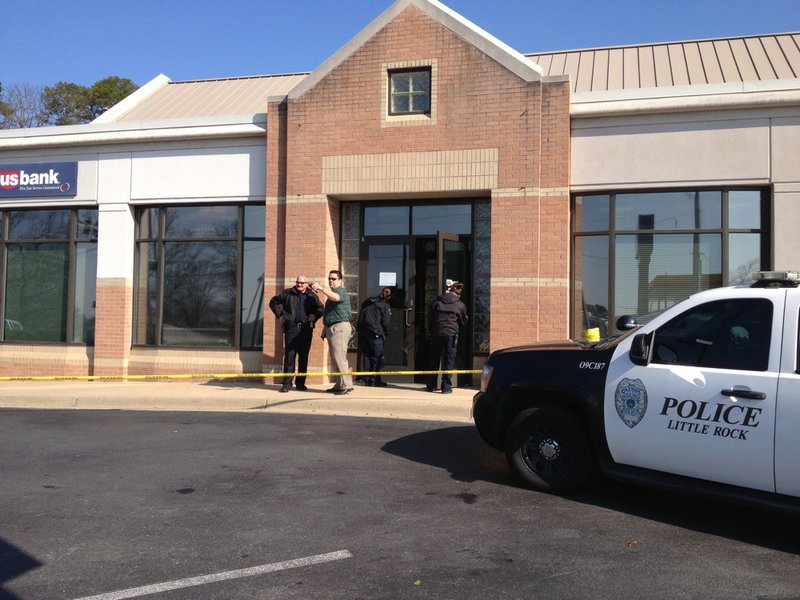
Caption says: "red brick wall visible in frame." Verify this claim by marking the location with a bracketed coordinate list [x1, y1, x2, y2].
[93, 278, 133, 376]
[265, 4, 572, 371]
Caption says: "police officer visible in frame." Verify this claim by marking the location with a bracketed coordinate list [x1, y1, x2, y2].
[269, 274, 324, 393]
[357, 287, 392, 387]
[427, 281, 468, 394]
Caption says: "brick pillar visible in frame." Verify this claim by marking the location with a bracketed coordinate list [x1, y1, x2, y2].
[93, 279, 133, 376]
[263, 97, 289, 378]
[92, 156, 136, 377]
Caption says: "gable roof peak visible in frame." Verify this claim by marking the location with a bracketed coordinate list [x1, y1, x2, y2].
[288, 0, 542, 100]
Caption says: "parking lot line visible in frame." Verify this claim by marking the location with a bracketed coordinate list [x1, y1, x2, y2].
[73, 549, 353, 600]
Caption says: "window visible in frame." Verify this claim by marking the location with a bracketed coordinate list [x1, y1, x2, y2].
[389, 69, 431, 115]
[572, 189, 768, 337]
[134, 204, 264, 348]
[1, 208, 98, 343]
[651, 299, 772, 371]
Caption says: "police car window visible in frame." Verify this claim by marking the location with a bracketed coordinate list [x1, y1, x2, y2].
[651, 299, 772, 371]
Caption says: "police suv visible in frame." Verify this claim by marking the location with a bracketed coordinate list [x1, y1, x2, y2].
[473, 271, 800, 513]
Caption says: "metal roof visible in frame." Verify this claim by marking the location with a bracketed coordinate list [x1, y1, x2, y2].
[112, 73, 308, 122]
[108, 32, 800, 124]
[527, 33, 800, 93]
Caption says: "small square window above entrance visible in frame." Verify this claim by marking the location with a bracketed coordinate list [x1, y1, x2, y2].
[389, 69, 431, 115]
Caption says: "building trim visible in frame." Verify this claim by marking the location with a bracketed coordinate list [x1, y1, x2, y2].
[288, 0, 542, 101]
[0, 115, 267, 150]
[573, 80, 800, 117]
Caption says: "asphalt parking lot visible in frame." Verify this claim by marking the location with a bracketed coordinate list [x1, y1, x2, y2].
[3, 408, 800, 599]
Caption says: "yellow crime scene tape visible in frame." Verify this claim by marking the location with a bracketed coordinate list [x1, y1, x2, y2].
[0, 369, 481, 382]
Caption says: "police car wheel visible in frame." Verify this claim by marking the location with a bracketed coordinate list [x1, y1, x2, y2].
[504, 405, 593, 494]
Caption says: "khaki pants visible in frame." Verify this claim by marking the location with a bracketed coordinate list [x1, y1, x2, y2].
[324, 321, 353, 389]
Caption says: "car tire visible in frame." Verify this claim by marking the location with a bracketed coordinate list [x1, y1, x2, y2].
[504, 405, 594, 494]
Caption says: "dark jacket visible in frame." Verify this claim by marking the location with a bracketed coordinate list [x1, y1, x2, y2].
[357, 296, 391, 338]
[269, 287, 323, 325]
[429, 292, 468, 337]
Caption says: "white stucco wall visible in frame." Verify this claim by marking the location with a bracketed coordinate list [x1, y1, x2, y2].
[0, 138, 267, 280]
[571, 106, 800, 270]
[130, 142, 266, 202]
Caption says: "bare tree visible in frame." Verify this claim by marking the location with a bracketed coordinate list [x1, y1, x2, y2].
[1, 83, 49, 129]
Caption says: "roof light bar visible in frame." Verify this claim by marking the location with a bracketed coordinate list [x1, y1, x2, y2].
[751, 271, 800, 288]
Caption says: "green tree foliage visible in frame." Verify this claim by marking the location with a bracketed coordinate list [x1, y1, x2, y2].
[86, 76, 138, 120]
[0, 76, 138, 129]
[42, 81, 91, 125]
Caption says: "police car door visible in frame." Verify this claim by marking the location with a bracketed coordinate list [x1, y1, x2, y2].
[775, 289, 800, 496]
[605, 291, 781, 492]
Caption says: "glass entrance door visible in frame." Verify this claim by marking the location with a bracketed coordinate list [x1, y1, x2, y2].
[359, 202, 475, 386]
[362, 243, 413, 376]
[414, 232, 471, 385]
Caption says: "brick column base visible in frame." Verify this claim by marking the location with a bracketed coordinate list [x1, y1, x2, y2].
[93, 278, 133, 376]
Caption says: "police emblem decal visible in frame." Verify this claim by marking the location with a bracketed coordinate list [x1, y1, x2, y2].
[614, 378, 648, 428]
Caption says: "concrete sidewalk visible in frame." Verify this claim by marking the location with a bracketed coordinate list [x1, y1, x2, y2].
[0, 379, 476, 423]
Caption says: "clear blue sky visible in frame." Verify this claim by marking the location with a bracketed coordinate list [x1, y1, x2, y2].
[1, 0, 797, 88]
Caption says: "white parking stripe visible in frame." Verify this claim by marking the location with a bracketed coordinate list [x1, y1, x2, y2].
[73, 549, 353, 600]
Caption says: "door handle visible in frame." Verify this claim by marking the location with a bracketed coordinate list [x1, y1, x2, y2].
[720, 388, 766, 401]
[403, 307, 413, 327]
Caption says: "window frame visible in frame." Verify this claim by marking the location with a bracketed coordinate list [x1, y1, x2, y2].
[133, 203, 265, 349]
[571, 187, 770, 339]
[0, 207, 98, 344]
[388, 68, 432, 116]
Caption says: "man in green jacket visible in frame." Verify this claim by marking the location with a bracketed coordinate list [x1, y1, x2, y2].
[312, 270, 353, 395]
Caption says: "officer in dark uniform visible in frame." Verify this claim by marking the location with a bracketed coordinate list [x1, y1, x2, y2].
[427, 281, 468, 394]
[269, 274, 324, 392]
[357, 287, 392, 387]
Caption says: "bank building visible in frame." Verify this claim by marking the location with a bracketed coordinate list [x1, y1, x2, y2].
[0, 0, 797, 385]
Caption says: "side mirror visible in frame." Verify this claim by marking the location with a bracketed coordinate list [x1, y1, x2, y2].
[629, 333, 650, 365]
[616, 315, 639, 331]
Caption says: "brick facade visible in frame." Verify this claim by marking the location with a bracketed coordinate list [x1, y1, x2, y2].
[93, 278, 133, 376]
[265, 4, 571, 377]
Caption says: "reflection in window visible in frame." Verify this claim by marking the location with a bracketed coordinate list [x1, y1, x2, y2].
[2, 209, 97, 343]
[5, 244, 68, 342]
[572, 189, 767, 337]
[241, 241, 265, 348]
[412, 204, 471, 235]
[616, 233, 721, 316]
[574, 195, 609, 232]
[7, 209, 71, 240]
[162, 241, 236, 345]
[74, 244, 97, 344]
[729, 190, 761, 229]
[652, 299, 771, 371]
[365, 206, 409, 236]
[134, 205, 265, 348]
[576, 236, 609, 336]
[165, 205, 237, 238]
[616, 191, 721, 230]
[364, 204, 472, 236]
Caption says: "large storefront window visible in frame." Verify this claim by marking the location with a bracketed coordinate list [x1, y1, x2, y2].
[1, 208, 98, 343]
[134, 204, 265, 348]
[572, 189, 768, 337]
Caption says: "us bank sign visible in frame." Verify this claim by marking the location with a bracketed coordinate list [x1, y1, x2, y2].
[0, 162, 78, 198]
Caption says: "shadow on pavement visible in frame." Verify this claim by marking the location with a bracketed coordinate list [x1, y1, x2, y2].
[382, 425, 516, 486]
[0, 537, 41, 600]
[384, 425, 800, 554]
